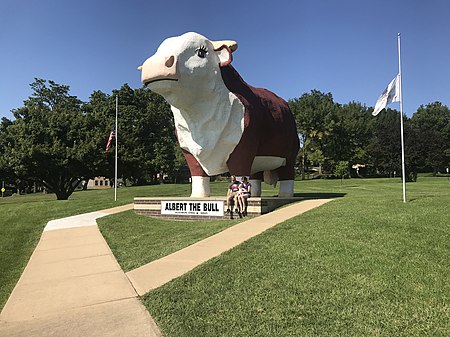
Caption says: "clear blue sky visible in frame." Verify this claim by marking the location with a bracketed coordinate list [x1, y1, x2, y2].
[1, 0, 449, 120]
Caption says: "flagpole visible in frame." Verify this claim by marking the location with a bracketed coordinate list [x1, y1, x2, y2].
[114, 95, 118, 201]
[398, 33, 406, 203]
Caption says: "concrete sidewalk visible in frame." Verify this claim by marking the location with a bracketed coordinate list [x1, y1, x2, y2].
[126, 198, 333, 295]
[0, 198, 333, 337]
[0, 204, 162, 337]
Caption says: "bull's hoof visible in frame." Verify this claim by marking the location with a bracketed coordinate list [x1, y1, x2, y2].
[278, 180, 294, 197]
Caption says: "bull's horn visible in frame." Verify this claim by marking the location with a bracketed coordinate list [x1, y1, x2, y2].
[137, 65, 143, 71]
[212, 40, 238, 52]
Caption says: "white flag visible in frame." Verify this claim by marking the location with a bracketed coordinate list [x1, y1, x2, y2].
[372, 74, 400, 116]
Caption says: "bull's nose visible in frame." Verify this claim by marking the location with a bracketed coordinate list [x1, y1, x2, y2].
[165, 55, 175, 68]
[141, 54, 178, 85]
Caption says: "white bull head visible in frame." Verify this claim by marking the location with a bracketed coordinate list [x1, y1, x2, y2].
[139, 32, 237, 108]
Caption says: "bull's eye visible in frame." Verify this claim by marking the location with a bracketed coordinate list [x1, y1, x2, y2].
[196, 46, 208, 58]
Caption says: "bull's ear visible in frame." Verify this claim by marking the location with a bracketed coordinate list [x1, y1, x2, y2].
[212, 40, 238, 52]
[214, 45, 233, 67]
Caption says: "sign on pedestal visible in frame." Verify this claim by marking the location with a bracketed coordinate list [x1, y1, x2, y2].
[161, 200, 224, 217]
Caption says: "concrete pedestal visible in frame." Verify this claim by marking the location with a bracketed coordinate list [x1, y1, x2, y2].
[134, 197, 304, 220]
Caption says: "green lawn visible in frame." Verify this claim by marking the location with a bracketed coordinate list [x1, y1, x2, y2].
[97, 211, 240, 272]
[123, 178, 447, 337]
[2, 178, 449, 336]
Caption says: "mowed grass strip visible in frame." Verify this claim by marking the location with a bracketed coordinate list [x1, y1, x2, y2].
[97, 211, 239, 272]
[135, 178, 450, 337]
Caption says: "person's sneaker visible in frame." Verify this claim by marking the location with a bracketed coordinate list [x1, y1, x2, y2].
[226, 208, 231, 214]
[234, 208, 239, 214]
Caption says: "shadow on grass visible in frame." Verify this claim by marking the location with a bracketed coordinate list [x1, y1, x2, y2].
[294, 192, 346, 199]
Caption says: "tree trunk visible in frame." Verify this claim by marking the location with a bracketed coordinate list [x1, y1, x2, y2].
[43, 176, 81, 200]
[301, 153, 306, 180]
[55, 190, 71, 200]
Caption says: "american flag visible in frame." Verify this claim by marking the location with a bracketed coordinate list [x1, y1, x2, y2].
[105, 126, 115, 152]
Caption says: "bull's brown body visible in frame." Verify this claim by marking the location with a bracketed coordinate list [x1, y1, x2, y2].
[182, 64, 299, 182]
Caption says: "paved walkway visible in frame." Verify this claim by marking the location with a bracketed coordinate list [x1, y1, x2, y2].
[127, 199, 333, 295]
[0, 198, 333, 337]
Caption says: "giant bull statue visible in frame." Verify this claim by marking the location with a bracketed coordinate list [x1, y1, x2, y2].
[139, 32, 299, 197]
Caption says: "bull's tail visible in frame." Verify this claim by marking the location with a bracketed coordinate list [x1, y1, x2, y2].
[263, 170, 279, 187]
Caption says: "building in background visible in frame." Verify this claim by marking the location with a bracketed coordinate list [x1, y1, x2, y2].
[87, 177, 112, 189]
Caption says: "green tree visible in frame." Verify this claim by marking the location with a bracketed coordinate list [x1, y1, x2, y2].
[328, 102, 372, 167]
[404, 120, 419, 181]
[86, 85, 181, 185]
[335, 160, 349, 183]
[4, 79, 101, 200]
[137, 86, 181, 183]
[81, 89, 118, 188]
[409, 102, 450, 174]
[367, 108, 404, 176]
[0, 117, 15, 184]
[289, 90, 337, 177]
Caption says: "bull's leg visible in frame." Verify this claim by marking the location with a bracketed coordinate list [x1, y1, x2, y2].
[276, 157, 296, 197]
[182, 148, 210, 197]
[249, 179, 262, 197]
[249, 171, 263, 197]
[191, 176, 210, 197]
[278, 180, 295, 197]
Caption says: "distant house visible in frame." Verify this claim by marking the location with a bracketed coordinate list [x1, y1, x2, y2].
[87, 177, 112, 189]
